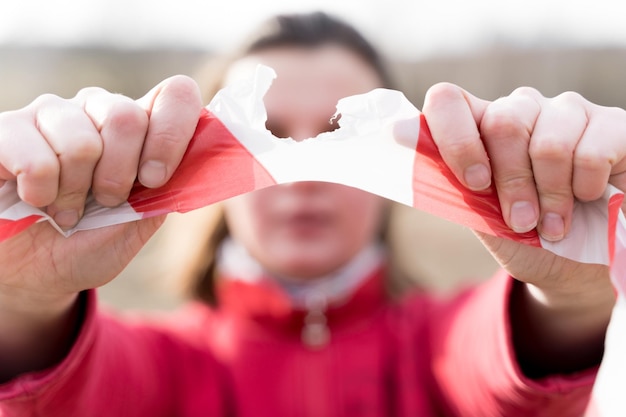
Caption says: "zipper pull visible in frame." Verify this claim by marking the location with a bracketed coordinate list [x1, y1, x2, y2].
[301, 292, 330, 348]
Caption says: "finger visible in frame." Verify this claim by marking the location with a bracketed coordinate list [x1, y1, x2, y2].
[135, 75, 202, 188]
[75, 87, 149, 207]
[574, 105, 626, 202]
[33, 95, 103, 228]
[422, 82, 491, 191]
[479, 88, 542, 234]
[530, 92, 588, 241]
[0, 105, 60, 206]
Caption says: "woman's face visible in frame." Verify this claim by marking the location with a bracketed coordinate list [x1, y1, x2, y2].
[222, 45, 386, 280]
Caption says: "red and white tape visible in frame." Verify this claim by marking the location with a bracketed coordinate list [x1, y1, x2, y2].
[0, 65, 623, 414]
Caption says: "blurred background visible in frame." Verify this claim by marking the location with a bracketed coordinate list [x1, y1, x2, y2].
[2, 0, 625, 310]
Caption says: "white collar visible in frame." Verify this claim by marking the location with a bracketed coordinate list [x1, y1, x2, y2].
[216, 237, 385, 308]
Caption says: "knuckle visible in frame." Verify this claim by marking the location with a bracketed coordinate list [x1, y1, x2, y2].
[163, 75, 202, 105]
[55, 189, 88, 206]
[529, 135, 573, 161]
[554, 90, 585, 105]
[30, 93, 65, 109]
[608, 105, 626, 118]
[16, 157, 59, 182]
[105, 99, 149, 133]
[574, 145, 614, 171]
[441, 133, 481, 160]
[74, 86, 109, 101]
[0, 109, 23, 129]
[494, 171, 534, 193]
[154, 129, 185, 150]
[481, 106, 529, 140]
[93, 176, 133, 201]
[16, 161, 60, 207]
[30, 94, 74, 122]
[425, 82, 463, 104]
[538, 191, 574, 213]
[61, 133, 103, 164]
[594, 106, 626, 130]
[511, 86, 542, 99]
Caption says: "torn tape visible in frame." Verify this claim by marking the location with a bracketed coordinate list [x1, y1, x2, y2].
[1, 65, 624, 271]
[0, 64, 625, 414]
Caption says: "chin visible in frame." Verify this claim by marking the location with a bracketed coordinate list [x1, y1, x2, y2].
[261, 240, 350, 279]
[272, 255, 344, 280]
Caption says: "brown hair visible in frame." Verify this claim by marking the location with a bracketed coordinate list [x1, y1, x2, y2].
[242, 12, 394, 89]
[177, 12, 412, 305]
[198, 12, 395, 103]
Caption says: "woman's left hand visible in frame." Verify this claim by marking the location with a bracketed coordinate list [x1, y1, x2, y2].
[422, 83, 626, 373]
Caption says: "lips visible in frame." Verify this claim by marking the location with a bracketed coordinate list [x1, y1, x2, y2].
[281, 209, 333, 237]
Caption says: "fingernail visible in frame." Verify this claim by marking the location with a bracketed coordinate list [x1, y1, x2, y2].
[139, 160, 167, 188]
[540, 212, 565, 241]
[54, 210, 79, 229]
[464, 164, 491, 190]
[510, 201, 537, 233]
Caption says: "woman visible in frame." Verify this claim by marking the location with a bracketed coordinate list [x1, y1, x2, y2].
[0, 12, 619, 417]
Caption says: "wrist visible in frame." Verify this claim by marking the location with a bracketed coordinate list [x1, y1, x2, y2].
[0, 287, 78, 353]
[524, 264, 615, 320]
[511, 277, 615, 378]
[0, 287, 80, 373]
[0, 284, 77, 322]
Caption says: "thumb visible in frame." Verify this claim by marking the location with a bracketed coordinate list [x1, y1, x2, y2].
[135, 75, 203, 188]
[422, 82, 491, 191]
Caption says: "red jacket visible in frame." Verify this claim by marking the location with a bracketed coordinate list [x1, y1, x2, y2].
[0, 268, 596, 416]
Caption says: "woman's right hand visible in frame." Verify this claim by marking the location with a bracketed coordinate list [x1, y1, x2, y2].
[0, 76, 202, 367]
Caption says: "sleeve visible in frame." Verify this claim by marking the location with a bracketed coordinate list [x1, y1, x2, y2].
[426, 269, 597, 417]
[0, 290, 232, 417]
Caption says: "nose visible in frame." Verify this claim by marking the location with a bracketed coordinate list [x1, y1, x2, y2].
[281, 181, 324, 192]
[290, 128, 320, 142]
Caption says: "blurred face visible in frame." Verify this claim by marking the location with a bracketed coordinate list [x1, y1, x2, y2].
[222, 45, 386, 280]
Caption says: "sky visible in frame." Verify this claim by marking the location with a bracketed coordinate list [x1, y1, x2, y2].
[1, 0, 625, 59]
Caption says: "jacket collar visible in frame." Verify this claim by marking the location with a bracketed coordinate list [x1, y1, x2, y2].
[215, 265, 388, 340]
